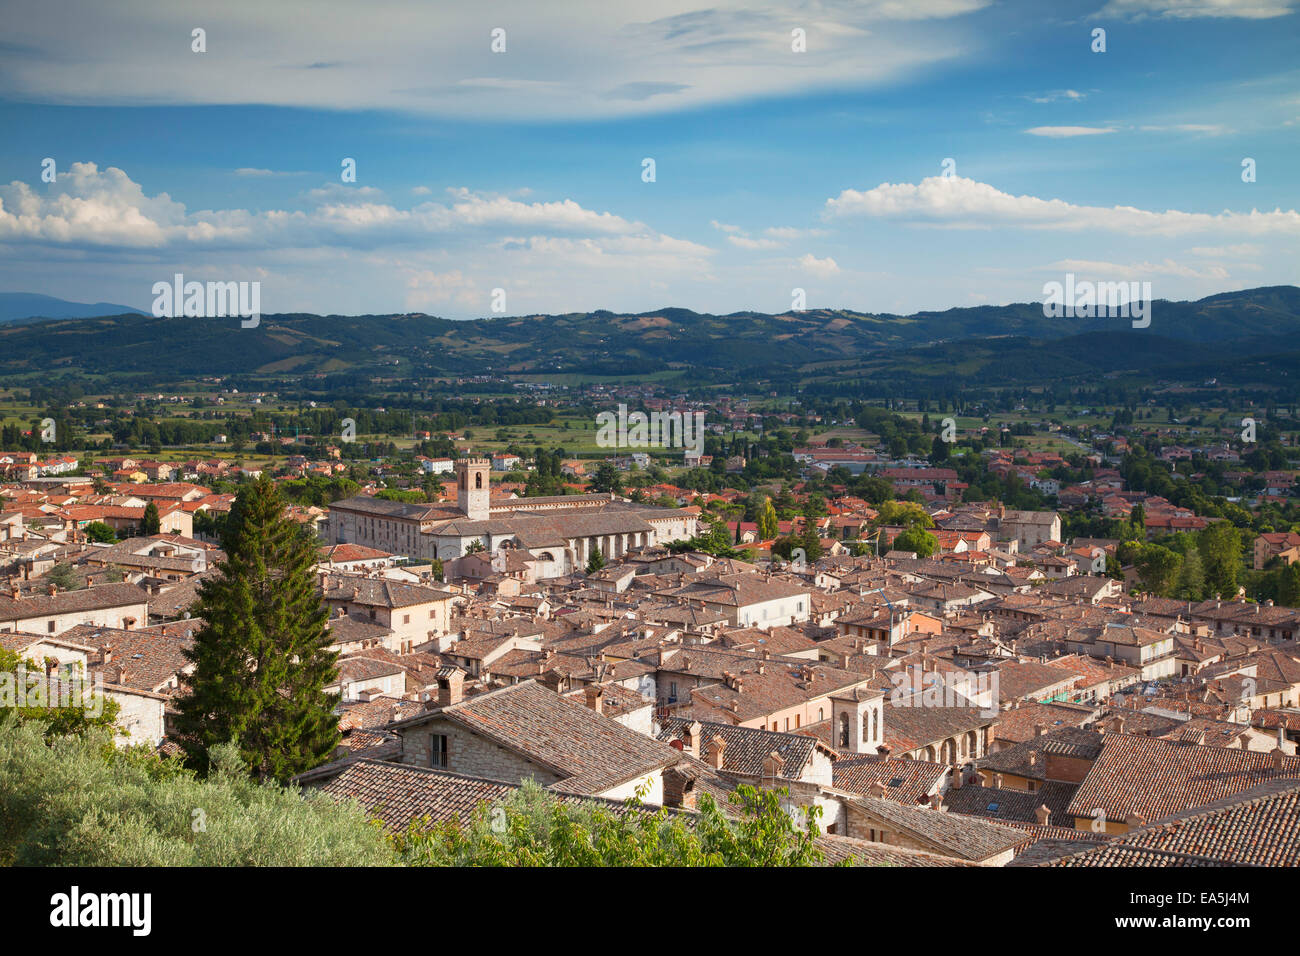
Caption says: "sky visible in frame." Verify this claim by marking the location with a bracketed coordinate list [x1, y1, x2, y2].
[0, 0, 1297, 320]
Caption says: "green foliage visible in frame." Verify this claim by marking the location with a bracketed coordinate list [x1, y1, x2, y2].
[0, 720, 392, 866]
[375, 488, 427, 503]
[874, 500, 934, 529]
[1133, 543, 1182, 597]
[141, 501, 161, 536]
[174, 475, 341, 781]
[44, 562, 81, 591]
[1197, 520, 1243, 599]
[84, 521, 117, 543]
[0, 648, 121, 738]
[1175, 546, 1206, 600]
[892, 525, 938, 558]
[394, 780, 828, 867]
[590, 462, 624, 494]
[585, 547, 606, 574]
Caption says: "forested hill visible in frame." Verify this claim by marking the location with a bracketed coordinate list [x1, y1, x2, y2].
[1, 285, 1296, 384]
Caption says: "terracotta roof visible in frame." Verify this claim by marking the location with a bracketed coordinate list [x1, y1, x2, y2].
[1067, 733, 1300, 824]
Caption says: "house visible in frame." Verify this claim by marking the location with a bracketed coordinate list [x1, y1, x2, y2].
[321, 575, 458, 654]
[0, 582, 151, 636]
[387, 677, 682, 803]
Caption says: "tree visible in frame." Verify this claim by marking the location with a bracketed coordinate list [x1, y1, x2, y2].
[799, 525, 824, 562]
[395, 780, 828, 867]
[758, 497, 779, 540]
[1134, 544, 1182, 597]
[892, 526, 938, 558]
[83, 521, 117, 544]
[140, 501, 161, 536]
[590, 462, 624, 494]
[0, 721, 390, 866]
[585, 546, 606, 574]
[1198, 521, 1242, 599]
[0, 648, 120, 740]
[875, 500, 933, 529]
[44, 562, 80, 591]
[173, 475, 341, 781]
[1278, 562, 1300, 607]
[1175, 546, 1206, 600]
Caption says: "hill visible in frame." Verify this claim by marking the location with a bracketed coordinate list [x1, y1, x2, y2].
[0, 286, 1296, 388]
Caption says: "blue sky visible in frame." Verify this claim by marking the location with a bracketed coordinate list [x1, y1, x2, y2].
[0, 0, 1297, 319]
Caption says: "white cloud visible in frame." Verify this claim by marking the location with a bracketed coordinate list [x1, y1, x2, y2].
[0, 0, 992, 120]
[1188, 243, 1261, 257]
[1025, 126, 1117, 137]
[1096, 0, 1298, 19]
[728, 235, 783, 250]
[1046, 257, 1230, 280]
[823, 175, 1300, 236]
[0, 162, 711, 265]
[799, 253, 840, 276]
[1139, 124, 1229, 134]
[1027, 89, 1086, 103]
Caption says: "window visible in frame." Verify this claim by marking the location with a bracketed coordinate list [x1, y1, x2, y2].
[429, 734, 449, 769]
[403, 614, 410, 624]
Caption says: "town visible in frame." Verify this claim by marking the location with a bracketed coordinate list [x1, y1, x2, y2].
[4, 382, 1299, 868]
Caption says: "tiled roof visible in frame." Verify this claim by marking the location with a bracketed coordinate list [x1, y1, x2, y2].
[390, 680, 680, 793]
[317, 759, 674, 832]
[1067, 733, 1300, 823]
[832, 754, 947, 804]
[658, 716, 822, 780]
[943, 781, 1079, 827]
[0, 581, 149, 623]
[1095, 778, 1300, 866]
[976, 727, 1104, 780]
[847, 795, 1030, 861]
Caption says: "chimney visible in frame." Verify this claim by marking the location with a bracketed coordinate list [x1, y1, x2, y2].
[1035, 804, 1051, 826]
[705, 735, 727, 770]
[436, 667, 465, 707]
[1034, 724, 1046, 738]
[992, 772, 1004, 788]
[684, 720, 702, 756]
[761, 751, 785, 785]
[663, 766, 697, 811]
[928, 792, 943, 810]
[871, 781, 887, 798]
[583, 684, 605, 715]
[951, 765, 964, 789]
[1273, 747, 1285, 772]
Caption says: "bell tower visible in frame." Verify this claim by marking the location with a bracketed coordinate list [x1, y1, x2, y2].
[456, 458, 491, 521]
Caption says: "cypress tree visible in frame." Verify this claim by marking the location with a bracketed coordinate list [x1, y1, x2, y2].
[141, 501, 161, 536]
[175, 475, 340, 780]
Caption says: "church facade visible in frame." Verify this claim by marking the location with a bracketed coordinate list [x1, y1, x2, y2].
[326, 458, 698, 576]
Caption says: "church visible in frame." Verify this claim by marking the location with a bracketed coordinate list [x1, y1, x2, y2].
[326, 458, 698, 577]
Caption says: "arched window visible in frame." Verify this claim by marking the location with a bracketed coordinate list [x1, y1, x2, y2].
[871, 708, 878, 742]
[475, 473, 483, 489]
[838, 713, 850, 748]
